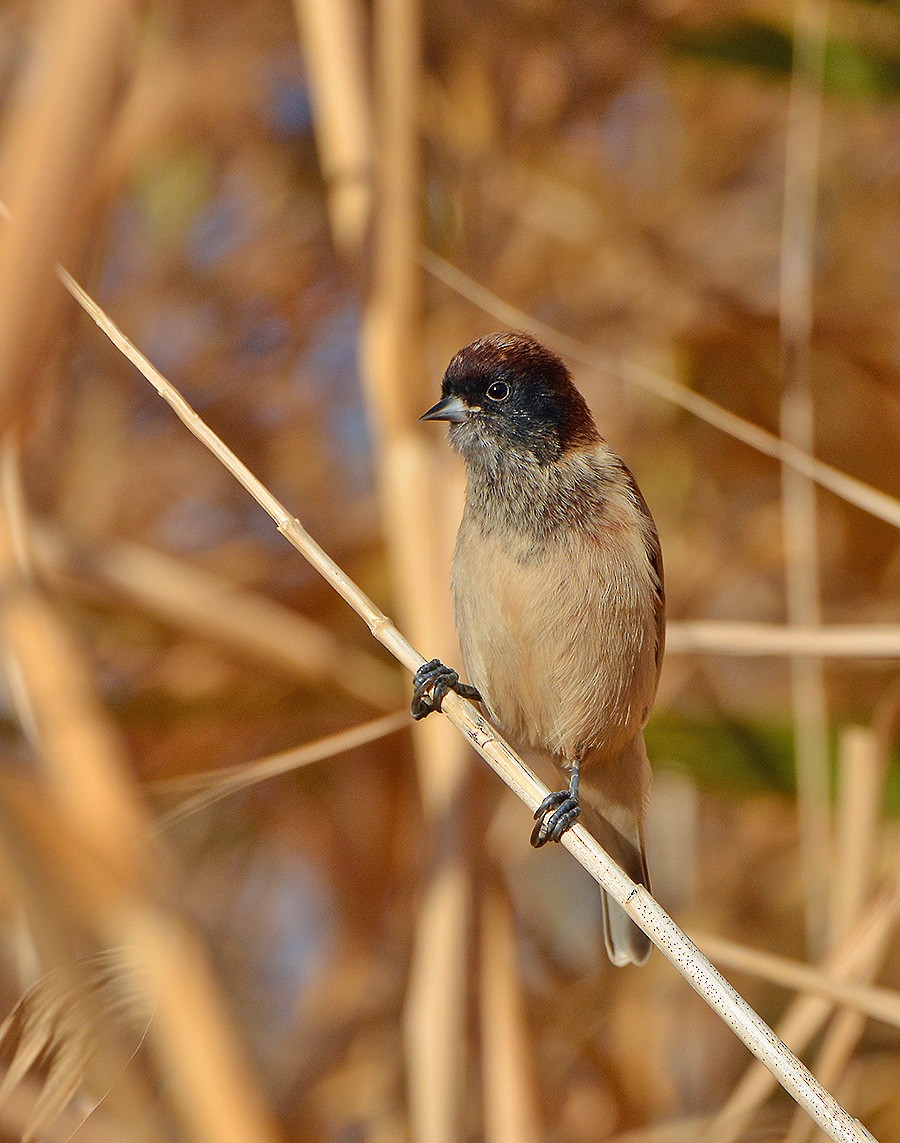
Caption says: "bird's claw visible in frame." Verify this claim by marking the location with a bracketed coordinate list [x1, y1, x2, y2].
[531, 788, 581, 847]
[411, 659, 481, 720]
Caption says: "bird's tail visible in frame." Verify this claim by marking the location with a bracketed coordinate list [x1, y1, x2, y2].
[595, 813, 652, 967]
[580, 738, 653, 967]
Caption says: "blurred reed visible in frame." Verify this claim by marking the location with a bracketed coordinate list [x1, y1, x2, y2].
[777, 0, 831, 958]
[0, 0, 132, 432]
[0, 460, 282, 1142]
[357, 0, 476, 1138]
[55, 220, 874, 1143]
[479, 886, 542, 1143]
[33, 521, 400, 710]
[0, 2, 895, 1139]
[293, 0, 372, 254]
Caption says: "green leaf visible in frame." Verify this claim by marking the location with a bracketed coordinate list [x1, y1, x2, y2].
[669, 19, 900, 100]
[648, 710, 900, 816]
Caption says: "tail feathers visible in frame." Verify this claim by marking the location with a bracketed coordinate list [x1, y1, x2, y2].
[586, 806, 652, 967]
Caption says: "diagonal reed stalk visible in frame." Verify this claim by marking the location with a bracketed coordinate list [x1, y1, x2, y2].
[55, 251, 878, 1143]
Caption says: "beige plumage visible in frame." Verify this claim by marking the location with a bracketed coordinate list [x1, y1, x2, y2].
[415, 331, 665, 966]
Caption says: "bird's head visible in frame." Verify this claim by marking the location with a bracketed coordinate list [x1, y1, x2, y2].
[420, 332, 599, 467]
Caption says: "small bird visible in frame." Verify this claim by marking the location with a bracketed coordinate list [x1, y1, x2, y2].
[411, 331, 664, 966]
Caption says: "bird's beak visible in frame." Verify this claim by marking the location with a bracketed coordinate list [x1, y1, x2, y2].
[419, 394, 469, 423]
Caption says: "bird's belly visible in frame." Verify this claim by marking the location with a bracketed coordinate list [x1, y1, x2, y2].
[453, 529, 657, 761]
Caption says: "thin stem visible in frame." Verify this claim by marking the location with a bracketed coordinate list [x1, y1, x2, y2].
[151, 712, 408, 830]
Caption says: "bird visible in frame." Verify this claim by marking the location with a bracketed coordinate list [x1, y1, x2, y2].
[411, 330, 665, 967]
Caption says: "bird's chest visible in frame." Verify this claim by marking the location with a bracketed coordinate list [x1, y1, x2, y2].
[452, 519, 656, 760]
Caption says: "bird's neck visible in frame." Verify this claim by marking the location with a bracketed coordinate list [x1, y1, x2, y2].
[463, 445, 615, 547]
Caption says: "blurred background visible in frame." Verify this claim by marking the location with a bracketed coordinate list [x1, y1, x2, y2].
[0, 0, 896, 1140]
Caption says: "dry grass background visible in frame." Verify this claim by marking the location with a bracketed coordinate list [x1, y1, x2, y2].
[0, 0, 895, 1140]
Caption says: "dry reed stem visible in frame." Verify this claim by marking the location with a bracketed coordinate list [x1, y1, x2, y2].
[0, 6, 282, 1112]
[379, 454, 470, 1143]
[800, 1013, 875, 1143]
[0, 0, 134, 432]
[783, 724, 890, 1143]
[62, 264, 423, 666]
[152, 710, 408, 829]
[404, 858, 470, 1143]
[363, 0, 425, 433]
[706, 879, 899, 1143]
[693, 932, 900, 1030]
[62, 257, 877, 1143]
[784, 1009, 873, 1143]
[361, 1, 473, 1139]
[665, 622, 900, 658]
[33, 522, 399, 710]
[292, 0, 372, 254]
[117, 918, 280, 1143]
[718, 717, 891, 1140]
[830, 728, 885, 946]
[0, 948, 159, 1141]
[479, 888, 541, 1143]
[0, 776, 171, 1142]
[0, 1068, 125, 1143]
[778, 0, 831, 956]
[421, 253, 900, 531]
[788, 1012, 867, 1143]
[0, 767, 282, 1143]
[0, 448, 279, 1139]
[0, 447, 146, 878]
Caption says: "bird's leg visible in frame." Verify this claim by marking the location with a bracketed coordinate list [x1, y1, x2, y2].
[531, 752, 582, 847]
[410, 658, 482, 720]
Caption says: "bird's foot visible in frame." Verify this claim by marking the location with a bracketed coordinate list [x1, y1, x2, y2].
[531, 787, 581, 847]
[411, 659, 482, 720]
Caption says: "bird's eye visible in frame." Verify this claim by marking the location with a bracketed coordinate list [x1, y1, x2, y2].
[486, 380, 510, 402]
